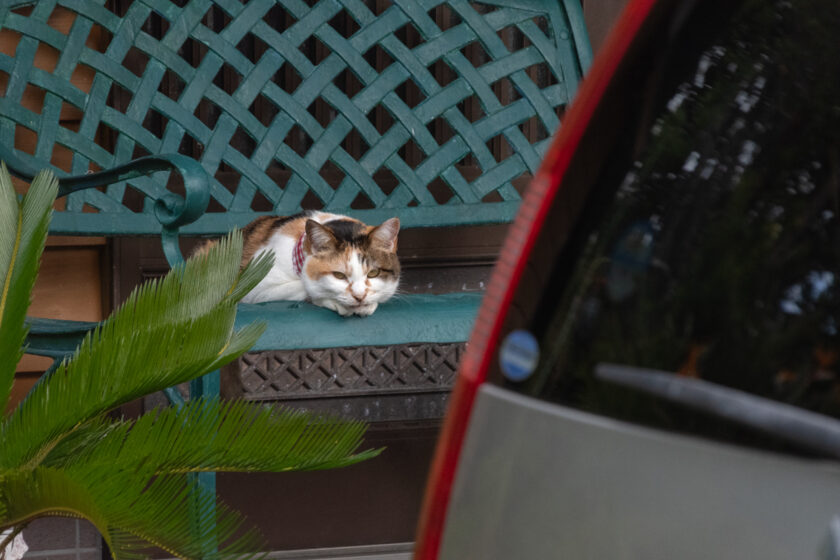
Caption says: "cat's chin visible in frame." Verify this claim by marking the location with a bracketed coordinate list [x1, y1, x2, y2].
[335, 300, 380, 317]
[351, 302, 378, 316]
[312, 297, 380, 317]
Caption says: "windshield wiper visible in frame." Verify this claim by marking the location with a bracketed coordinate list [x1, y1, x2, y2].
[596, 363, 840, 459]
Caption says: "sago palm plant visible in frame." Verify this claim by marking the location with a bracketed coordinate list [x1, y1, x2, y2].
[0, 165, 381, 559]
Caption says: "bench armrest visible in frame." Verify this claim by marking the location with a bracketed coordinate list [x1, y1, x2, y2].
[58, 155, 210, 231]
[2, 150, 211, 264]
[2, 151, 211, 232]
[24, 317, 100, 360]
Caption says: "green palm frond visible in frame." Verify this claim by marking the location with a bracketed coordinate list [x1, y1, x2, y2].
[35, 417, 121, 470]
[41, 399, 381, 474]
[97, 475, 262, 560]
[1, 468, 109, 539]
[0, 167, 58, 412]
[20, 400, 381, 558]
[0, 233, 271, 469]
[0, 166, 383, 559]
[225, 252, 274, 303]
[0, 467, 262, 560]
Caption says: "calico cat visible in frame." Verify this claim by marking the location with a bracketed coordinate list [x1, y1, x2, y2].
[224, 211, 400, 316]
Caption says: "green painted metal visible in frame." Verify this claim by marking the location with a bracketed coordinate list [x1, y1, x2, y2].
[0, 0, 588, 237]
[47, 202, 523, 236]
[24, 317, 99, 359]
[26, 292, 484, 358]
[238, 292, 484, 351]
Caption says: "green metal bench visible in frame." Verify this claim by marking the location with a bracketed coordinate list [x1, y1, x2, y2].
[2, 0, 590, 387]
[2, 0, 590, 553]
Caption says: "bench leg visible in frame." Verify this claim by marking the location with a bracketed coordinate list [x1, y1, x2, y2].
[188, 370, 220, 558]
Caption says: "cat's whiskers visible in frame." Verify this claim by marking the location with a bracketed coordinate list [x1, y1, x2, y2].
[387, 289, 411, 302]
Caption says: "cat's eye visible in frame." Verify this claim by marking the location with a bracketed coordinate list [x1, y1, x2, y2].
[367, 269, 380, 278]
[332, 271, 347, 280]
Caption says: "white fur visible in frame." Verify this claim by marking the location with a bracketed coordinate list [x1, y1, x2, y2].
[302, 249, 398, 316]
[241, 212, 399, 316]
[239, 212, 340, 304]
[240, 238, 306, 303]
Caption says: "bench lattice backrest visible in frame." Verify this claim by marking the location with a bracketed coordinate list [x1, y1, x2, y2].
[0, 0, 590, 235]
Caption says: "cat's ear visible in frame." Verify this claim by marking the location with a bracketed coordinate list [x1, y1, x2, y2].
[306, 219, 337, 253]
[369, 217, 400, 252]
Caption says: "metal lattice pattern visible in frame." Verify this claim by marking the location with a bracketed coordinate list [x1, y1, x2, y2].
[0, 0, 588, 233]
[237, 343, 463, 400]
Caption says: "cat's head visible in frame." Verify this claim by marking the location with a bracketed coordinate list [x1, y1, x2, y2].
[301, 217, 400, 311]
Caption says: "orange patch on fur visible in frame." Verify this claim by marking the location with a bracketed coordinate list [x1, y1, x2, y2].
[240, 216, 283, 266]
[281, 218, 307, 245]
[305, 246, 354, 278]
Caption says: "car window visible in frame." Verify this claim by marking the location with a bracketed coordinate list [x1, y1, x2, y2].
[503, 0, 840, 451]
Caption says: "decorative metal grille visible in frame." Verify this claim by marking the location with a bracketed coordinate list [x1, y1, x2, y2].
[0, 0, 589, 233]
[236, 342, 463, 400]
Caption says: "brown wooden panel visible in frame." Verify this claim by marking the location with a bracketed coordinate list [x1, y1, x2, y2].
[13, 126, 78, 175]
[0, 27, 20, 58]
[7, 373, 40, 414]
[16, 245, 107, 374]
[16, 355, 53, 374]
[45, 6, 77, 34]
[46, 236, 106, 247]
[30, 247, 104, 321]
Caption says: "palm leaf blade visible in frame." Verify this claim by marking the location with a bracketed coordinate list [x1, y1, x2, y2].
[1, 305, 238, 468]
[0, 168, 58, 412]
[0, 467, 264, 560]
[93, 474, 264, 560]
[46, 399, 381, 475]
[0, 468, 112, 544]
[0, 233, 262, 468]
[0, 194, 384, 558]
[225, 251, 274, 303]
[0, 164, 20, 296]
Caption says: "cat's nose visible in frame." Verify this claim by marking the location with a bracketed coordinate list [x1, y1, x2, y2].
[350, 283, 366, 302]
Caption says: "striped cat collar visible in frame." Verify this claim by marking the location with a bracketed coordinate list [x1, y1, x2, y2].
[292, 232, 306, 276]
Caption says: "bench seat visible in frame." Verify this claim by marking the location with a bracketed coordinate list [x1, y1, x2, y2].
[238, 292, 483, 351]
[26, 292, 484, 357]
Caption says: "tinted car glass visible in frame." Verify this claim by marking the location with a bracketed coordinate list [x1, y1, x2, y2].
[496, 0, 840, 450]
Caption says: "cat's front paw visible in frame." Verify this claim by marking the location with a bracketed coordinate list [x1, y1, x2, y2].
[353, 302, 378, 316]
[314, 299, 354, 316]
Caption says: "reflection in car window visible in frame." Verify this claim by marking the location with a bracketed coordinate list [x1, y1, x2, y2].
[525, 0, 840, 440]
